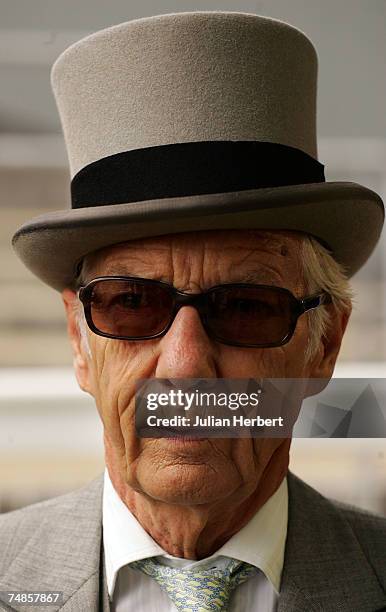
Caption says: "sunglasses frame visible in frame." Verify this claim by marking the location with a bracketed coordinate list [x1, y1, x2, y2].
[78, 275, 333, 348]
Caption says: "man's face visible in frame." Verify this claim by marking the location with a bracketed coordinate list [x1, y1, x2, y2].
[63, 229, 342, 509]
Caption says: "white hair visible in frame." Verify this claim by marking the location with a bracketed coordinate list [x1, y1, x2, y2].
[77, 308, 92, 358]
[74, 233, 354, 363]
[300, 235, 354, 363]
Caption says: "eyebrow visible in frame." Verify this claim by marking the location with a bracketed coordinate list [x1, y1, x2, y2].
[95, 266, 281, 286]
[96, 266, 170, 282]
[91, 266, 282, 285]
[235, 268, 283, 284]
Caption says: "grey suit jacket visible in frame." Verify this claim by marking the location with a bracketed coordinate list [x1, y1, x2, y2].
[0, 472, 385, 612]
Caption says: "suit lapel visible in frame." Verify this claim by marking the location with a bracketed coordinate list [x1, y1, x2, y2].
[278, 472, 386, 612]
[98, 542, 111, 612]
[0, 474, 106, 612]
[60, 532, 111, 612]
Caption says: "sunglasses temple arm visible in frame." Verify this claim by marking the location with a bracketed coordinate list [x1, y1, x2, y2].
[300, 292, 332, 313]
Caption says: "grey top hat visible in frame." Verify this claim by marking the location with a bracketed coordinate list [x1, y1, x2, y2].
[12, 11, 384, 290]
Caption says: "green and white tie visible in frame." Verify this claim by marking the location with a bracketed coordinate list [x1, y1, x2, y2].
[130, 556, 257, 611]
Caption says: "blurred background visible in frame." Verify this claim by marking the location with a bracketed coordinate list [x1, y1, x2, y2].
[0, 0, 385, 514]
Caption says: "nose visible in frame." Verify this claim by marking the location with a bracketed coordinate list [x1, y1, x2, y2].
[155, 305, 218, 379]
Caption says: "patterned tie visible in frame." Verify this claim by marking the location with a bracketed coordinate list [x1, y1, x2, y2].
[130, 556, 257, 611]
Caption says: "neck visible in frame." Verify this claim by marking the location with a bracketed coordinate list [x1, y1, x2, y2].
[107, 457, 288, 559]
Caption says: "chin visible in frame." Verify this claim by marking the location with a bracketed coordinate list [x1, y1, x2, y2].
[137, 463, 238, 505]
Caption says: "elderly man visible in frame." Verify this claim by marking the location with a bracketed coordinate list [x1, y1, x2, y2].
[1, 10, 386, 612]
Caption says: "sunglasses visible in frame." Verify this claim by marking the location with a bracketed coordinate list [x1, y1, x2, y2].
[78, 276, 332, 348]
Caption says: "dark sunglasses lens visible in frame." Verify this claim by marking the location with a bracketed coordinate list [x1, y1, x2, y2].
[206, 286, 295, 346]
[89, 280, 173, 338]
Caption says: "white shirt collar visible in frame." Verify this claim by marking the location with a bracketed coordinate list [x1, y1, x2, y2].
[102, 467, 288, 599]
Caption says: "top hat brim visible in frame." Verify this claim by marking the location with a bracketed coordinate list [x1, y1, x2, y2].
[12, 181, 384, 291]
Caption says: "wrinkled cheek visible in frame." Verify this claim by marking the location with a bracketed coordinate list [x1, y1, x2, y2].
[93, 380, 141, 484]
[89, 342, 153, 469]
[230, 438, 260, 482]
[119, 403, 141, 459]
[95, 376, 136, 454]
[287, 317, 310, 371]
[254, 346, 287, 377]
[259, 319, 310, 379]
[251, 437, 285, 464]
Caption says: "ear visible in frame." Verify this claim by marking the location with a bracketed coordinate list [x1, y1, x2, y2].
[62, 288, 92, 394]
[307, 302, 352, 380]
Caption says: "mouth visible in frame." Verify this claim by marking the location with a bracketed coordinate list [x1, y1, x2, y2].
[139, 426, 226, 438]
[137, 419, 270, 438]
[163, 436, 209, 445]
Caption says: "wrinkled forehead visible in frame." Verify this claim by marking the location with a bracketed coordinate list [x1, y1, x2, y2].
[81, 229, 305, 285]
